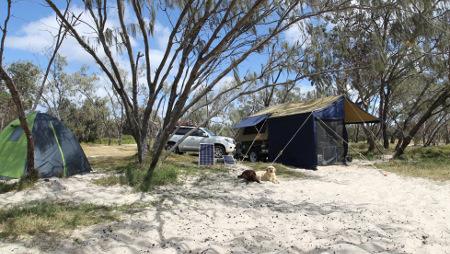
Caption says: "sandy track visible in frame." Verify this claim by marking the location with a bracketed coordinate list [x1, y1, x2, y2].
[1, 164, 449, 254]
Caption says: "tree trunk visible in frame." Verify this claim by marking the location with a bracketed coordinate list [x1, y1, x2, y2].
[395, 134, 403, 151]
[390, 131, 396, 144]
[136, 135, 148, 164]
[424, 117, 447, 147]
[117, 131, 122, 146]
[353, 125, 359, 143]
[362, 125, 375, 153]
[382, 121, 389, 149]
[367, 136, 375, 153]
[394, 89, 449, 158]
[445, 123, 450, 144]
[142, 128, 172, 190]
[378, 82, 390, 149]
[0, 68, 36, 176]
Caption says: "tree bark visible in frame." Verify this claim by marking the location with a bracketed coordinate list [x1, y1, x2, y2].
[0, 0, 35, 176]
[0, 68, 36, 175]
[361, 125, 375, 153]
[394, 89, 449, 158]
[445, 123, 450, 144]
[379, 80, 390, 149]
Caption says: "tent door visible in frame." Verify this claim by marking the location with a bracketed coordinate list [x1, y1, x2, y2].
[315, 119, 345, 165]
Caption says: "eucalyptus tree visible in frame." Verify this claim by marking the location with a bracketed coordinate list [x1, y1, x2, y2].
[45, 0, 366, 188]
[302, 0, 449, 155]
[391, 0, 450, 157]
[42, 55, 98, 120]
[1, 0, 71, 176]
[0, 0, 36, 174]
[0, 61, 41, 129]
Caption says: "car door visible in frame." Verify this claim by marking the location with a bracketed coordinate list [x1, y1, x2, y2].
[184, 129, 208, 151]
[174, 127, 191, 151]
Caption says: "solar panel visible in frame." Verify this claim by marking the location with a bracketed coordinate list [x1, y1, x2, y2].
[199, 143, 215, 166]
[223, 155, 236, 165]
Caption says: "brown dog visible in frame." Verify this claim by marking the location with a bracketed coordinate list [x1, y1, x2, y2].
[238, 169, 261, 184]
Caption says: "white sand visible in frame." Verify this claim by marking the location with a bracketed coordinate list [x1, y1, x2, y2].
[1, 163, 449, 254]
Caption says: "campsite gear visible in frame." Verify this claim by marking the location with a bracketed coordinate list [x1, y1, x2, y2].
[199, 143, 215, 166]
[234, 95, 379, 169]
[223, 155, 236, 167]
[0, 112, 91, 178]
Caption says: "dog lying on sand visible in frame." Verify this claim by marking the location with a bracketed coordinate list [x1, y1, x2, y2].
[256, 165, 279, 184]
[238, 169, 261, 184]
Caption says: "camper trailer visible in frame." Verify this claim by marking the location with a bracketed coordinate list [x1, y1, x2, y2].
[234, 95, 379, 169]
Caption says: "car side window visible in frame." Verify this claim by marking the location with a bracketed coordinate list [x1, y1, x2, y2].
[192, 129, 205, 137]
[175, 127, 191, 135]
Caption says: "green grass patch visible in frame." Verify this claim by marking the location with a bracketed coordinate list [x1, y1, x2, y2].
[89, 135, 136, 145]
[91, 153, 227, 191]
[0, 201, 120, 239]
[89, 155, 136, 172]
[347, 141, 393, 160]
[0, 177, 36, 194]
[91, 175, 122, 187]
[376, 145, 450, 181]
[243, 161, 307, 179]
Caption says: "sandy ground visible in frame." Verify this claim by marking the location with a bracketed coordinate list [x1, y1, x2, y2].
[1, 163, 450, 254]
[81, 144, 137, 158]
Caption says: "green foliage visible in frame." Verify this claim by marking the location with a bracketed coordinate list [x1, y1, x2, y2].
[68, 97, 110, 142]
[406, 145, 450, 159]
[43, 55, 113, 143]
[377, 145, 450, 181]
[6, 61, 40, 109]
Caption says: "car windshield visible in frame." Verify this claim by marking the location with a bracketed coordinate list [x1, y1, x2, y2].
[203, 129, 216, 136]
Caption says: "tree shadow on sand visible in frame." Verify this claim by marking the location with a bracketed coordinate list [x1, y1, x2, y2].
[2, 174, 436, 254]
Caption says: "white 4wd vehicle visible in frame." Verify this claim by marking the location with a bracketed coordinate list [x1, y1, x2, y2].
[166, 126, 236, 157]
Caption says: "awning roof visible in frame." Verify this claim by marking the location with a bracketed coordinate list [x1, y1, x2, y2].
[234, 95, 379, 128]
[343, 99, 379, 124]
[251, 95, 342, 118]
[233, 114, 268, 129]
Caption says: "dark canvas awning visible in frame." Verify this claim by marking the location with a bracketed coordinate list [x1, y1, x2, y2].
[248, 95, 379, 124]
[233, 114, 268, 129]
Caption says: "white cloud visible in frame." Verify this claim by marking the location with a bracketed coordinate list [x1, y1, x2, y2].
[154, 22, 170, 49]
[284, 20, 310, 47]
[6, 8, 97, 64]
[6, 3, 177, 82]
[5, 5, 140, 68]
[215, 76, 235, 92]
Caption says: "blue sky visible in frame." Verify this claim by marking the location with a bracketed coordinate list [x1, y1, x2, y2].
[1, 0, 315, 101]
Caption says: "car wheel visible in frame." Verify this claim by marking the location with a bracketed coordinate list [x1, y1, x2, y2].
[165, 142, 175, 150]
[249, 150, 258, 163]
[214, 145, 225, 158]
[166, 142, 182, 154]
